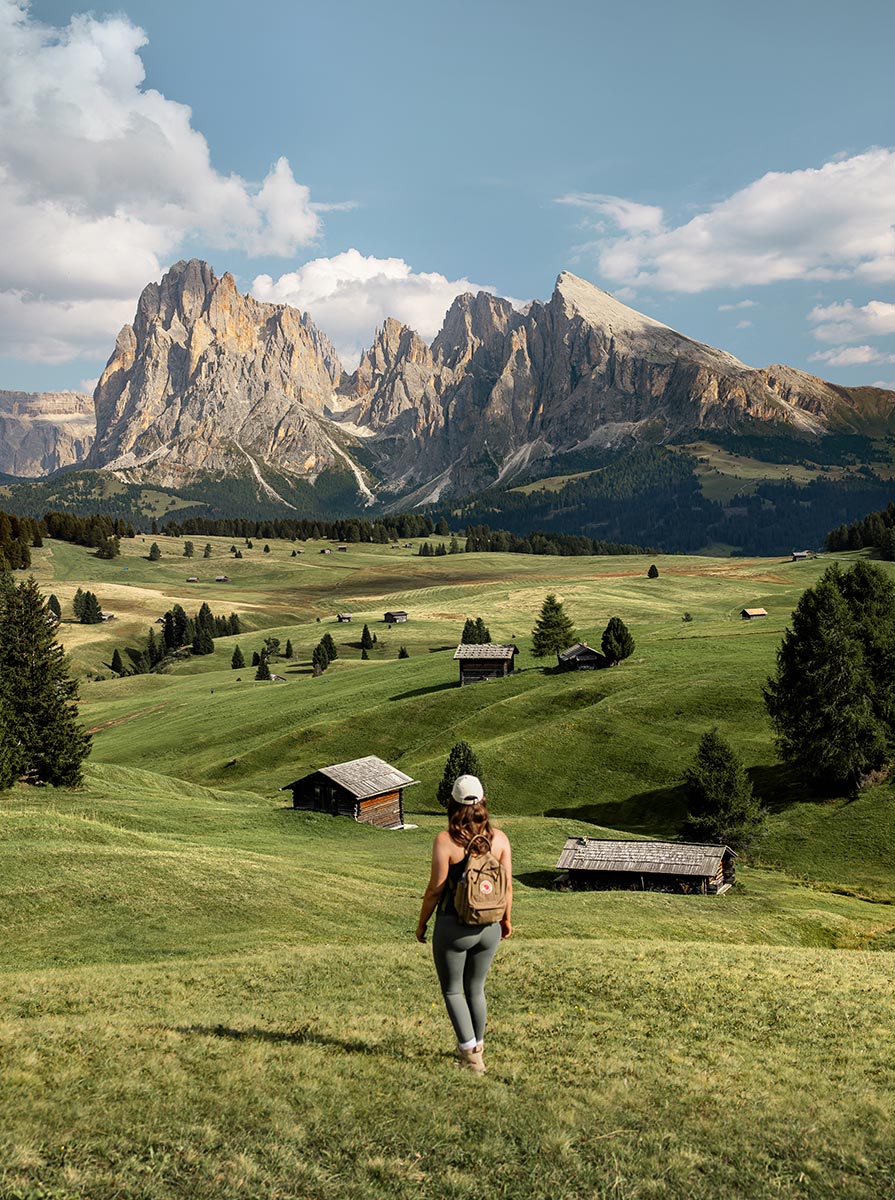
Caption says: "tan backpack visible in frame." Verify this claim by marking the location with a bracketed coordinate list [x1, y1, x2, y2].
[453, 834, 508, 925]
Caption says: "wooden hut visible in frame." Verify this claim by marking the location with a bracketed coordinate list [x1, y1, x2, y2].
[384, 610, 408, 623]
[453, 643, 519, 686]
[555, 838, 736, 894]
[557, 642, 606, 670]
[741, 608, 768, 620]
[282, 755, 419, 828]
[337, 613, 353, 622]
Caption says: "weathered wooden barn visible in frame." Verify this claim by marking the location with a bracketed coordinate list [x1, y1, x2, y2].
[454, 643, 519, 686]
[557, 642, 606, 670]
[741, 608, 768, 620]
[555, 838, 736, 894]
[384, 610, 408, 623]
[336, 613, 352, 622]
[283, 755, 418, 828]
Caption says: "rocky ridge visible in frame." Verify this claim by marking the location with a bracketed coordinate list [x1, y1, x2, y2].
[0, 391, 95, 477]
[79, 261, 895, 507]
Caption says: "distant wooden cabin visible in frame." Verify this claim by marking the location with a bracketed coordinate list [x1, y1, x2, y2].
[283, 755, 419, 828]
[556, 838, 736, 895]
[337, 545, 349, 552]
[186, 576, 199, 582]
[320, 548, 332, 555]
[741, 608, 768, 620]
[791, 550, 812, 561]
[384, 610, 408, 623]
[100, 612, 116, 622]
[215, 574, 231, 583]
[453, 643, 519, 686]
[337, 613, 352, 623]
[558, 642, 606, 670]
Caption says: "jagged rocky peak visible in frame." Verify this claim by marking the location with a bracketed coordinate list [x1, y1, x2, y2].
[0, 390, 95, 477]
[86, 259, 353, 488]
[432, 291, 522, 369]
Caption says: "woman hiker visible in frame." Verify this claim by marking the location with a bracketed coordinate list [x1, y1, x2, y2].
[415, 774, 512, 1074]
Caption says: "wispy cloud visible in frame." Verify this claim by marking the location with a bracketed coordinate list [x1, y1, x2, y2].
[559, 150, 895, 292]
[810, 345, 895, 367]
[807, 299, 895, 343]
[719, 300, 757, 312]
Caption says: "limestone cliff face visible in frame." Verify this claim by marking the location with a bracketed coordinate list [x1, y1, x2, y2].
[0, 391, 95, 477]
[345, 272, 893, 500]
[86, 260, 352, 486]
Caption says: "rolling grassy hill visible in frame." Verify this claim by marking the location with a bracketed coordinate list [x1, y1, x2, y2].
[2, 537, 894, 1198]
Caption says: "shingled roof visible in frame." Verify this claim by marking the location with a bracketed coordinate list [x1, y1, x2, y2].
[315, 755, 419, 800]
[556, 838, 734, 876]
[453, 643, 519, 660]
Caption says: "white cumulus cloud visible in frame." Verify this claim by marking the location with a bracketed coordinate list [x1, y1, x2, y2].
[807, 299, 895, 343]
[252, 249, 504, 366]
[0, 0, 324, 361]
[810, 345, 895, 368]
[561, 150, 895, 292]
[719, 300, 757, 312]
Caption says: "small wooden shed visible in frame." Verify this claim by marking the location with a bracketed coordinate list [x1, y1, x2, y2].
[453, 643, 519, 686]
[558, 642, 606, 670]
[741, 608, 768, 620]
[384, 610, 408, 623]
[555, 838, 736, 894]
[283, 755, 419, 828]
[337, 613, 352, 622]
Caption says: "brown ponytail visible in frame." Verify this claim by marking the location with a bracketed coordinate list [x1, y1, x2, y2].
[447, 797, 494, 847]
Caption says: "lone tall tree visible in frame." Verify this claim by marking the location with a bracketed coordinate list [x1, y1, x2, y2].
[531, 594, 577, 657]
[0, 575, 91, 786]
[0, 691, 21, 789]
[683, 728, 762, 848]
[437, 740, 485, 810]
[764, 562, 895, 793]
[231, 644, 245, 670]
[601, 616, 635, 665]
[361, 623, 374, 650]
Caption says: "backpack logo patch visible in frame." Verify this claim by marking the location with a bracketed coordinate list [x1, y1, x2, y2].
[479, 878, 494, 895]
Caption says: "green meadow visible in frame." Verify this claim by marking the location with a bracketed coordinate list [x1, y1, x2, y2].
[2, 535, 895, 1198]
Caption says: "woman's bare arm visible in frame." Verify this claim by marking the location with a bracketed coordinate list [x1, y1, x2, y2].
[415, 833, 451, 942]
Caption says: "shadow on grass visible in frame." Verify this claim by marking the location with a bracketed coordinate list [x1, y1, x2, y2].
[516, 870, 561, 890]
[167, 1023, 382, 1055]
[390, 681, 457, 701]
[747, 761, 837, 810]
[545, 785, 687, 837]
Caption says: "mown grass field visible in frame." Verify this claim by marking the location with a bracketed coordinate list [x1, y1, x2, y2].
[3, 537, 895, 1198]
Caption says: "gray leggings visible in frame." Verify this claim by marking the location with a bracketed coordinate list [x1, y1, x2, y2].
[432, 912, 501, 1045]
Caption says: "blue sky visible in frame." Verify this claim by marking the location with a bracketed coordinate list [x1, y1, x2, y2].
[3, 0, 894, 393]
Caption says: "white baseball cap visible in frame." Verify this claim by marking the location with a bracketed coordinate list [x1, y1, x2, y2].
[451, 774, 484, 805]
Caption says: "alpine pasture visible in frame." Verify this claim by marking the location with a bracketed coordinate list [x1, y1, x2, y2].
[2, 534, 894, 1199]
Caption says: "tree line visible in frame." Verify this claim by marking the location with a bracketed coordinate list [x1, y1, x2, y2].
[825, 501, 895, 559]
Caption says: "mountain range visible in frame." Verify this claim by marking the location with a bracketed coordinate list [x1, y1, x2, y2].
[2, 259, 893, 549]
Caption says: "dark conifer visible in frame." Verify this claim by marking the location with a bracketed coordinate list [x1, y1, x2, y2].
[436, 740, 484, 810]
[81, 591, 103, 624]
[284, 639, 293, 659]
[192, 627, 214, 655]
[47, 594, 62, 621]
[0, 575, 91, 786]
[531, 594, 577, 657]
[398, 645, 409, 658]
[361, 623, 374, 650]
[148, 542, 161, 561]
[647, 563, 659, 579]
[601, 616, 635, 665]
[111, 648, 125, 676]
[321, 632, 337, 660]
[231, 645, 245, 669]
[73, 587, 86, 621]
[255, 654, 271, 681]
[361, 647, 369, 660]
[683, 729, 762, 848]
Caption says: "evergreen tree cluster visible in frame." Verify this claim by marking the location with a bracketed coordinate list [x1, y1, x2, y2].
[162, 513, 438, 544]
[601, 616, 635, 665]
[311, 632, 338, 675]
[111, 603, 241, 676]
[0, 574, 91, 787]
[683, 729, 762, 849]
[532, 594, 577, 657]
[826, 501, 895, 560]
[0, 510, 39, 570]
[764, 561, 895, 793]
[418, 541, 448, 557]
[42, 511, 135, 549]
[463, 523, 644, 557]
[73, 587, 103, 624]
[460, 617, 491, 644]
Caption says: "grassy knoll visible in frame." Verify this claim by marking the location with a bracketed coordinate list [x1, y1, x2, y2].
[3, 540, 895, 1197]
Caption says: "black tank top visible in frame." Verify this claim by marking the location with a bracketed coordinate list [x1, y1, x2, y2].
[439, 855, 467, 919]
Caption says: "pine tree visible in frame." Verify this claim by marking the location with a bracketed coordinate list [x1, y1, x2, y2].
[449, 536, 461, 554]
[148, 542, 161, 561]
[0, 691, 22, 790]
[192, 627, 214, 655]
[73, 587, 86, 620]
[228, 614, 241, 635]
[264, 544, 271, 553]
[0, 575, 91, 786]
[47, 594, 61, 622]
[284, 638, 293, 659]
[255, 654, 271, 681]
[764, 562, 895, 793]
[601, 616, 635, 665]
[531, 594, 577, 657]
[147, 627, 164, 666]
[252, 651, 260, 666]
[474, 617, 491, 643]
[398, 645, 409, 658]
[647, 563, 659, 579]
[683, 729, 762, 848]
[461, 618, 477, 644]
[312, 644, 328, 676]
[436, 740, 485, 810]
[231, 644, 245, 669]
[81, 591, 103, 624]
[263, 636, 281, 658]
[203, 544, 213, 558]
[111, 648, 125, 676]
[96, 536, 121, 559]
[321, 632, 337, 661]
[184, 541, 195, 558]
[361, 623, 374, 650]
